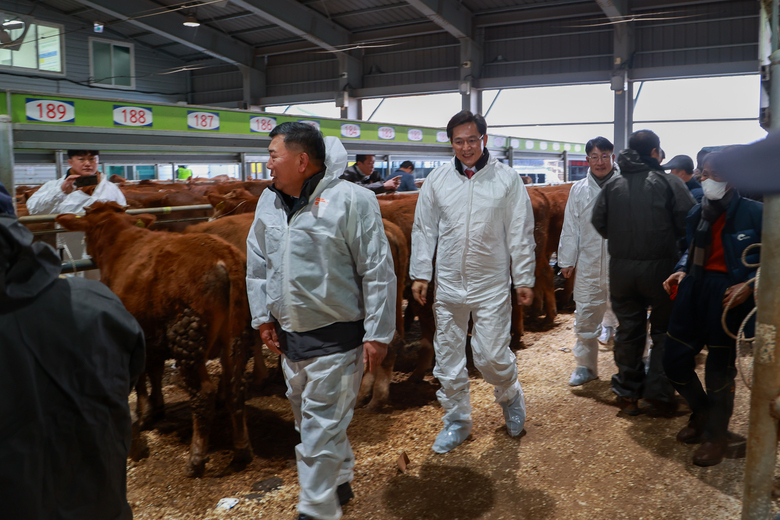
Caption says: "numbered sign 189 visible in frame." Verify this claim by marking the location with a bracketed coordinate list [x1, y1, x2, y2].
[188, 111, 220, 131]
[341, 123, 361, 138]
[250, 116, 276, 133]
[26, 98, 75, 123]
[378, 126, 395, 140]
[113, 106, 152, 127]
[407, 129, 424, 142]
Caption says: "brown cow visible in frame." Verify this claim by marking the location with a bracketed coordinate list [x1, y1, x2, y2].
[356, 219, 408, 411]
[208, 188, 259, 220]
[183, 213, 270, 386]
[57, 202, 253, 477]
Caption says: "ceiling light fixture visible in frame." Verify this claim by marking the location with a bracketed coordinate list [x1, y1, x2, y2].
[183, 15, 200, 27]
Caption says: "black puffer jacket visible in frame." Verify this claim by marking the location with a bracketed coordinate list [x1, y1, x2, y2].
[0, 215, 145, 520]
[592, 149, 696, 261]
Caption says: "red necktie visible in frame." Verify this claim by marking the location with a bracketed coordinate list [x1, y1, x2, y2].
[465, 168, 475, 179]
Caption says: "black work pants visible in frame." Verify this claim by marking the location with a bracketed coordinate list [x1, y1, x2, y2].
[663, 272, 744, 440]
[609, 258, 677, 402]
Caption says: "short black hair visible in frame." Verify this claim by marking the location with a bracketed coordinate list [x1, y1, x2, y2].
[68, 150, 99, 158]
[628, 130, 661, 157]
[702, 151, 721, 170]
[399, 161, 414, 170]
[355, 154, 374, 164]
[446, 110, 487, 141]
[269, 122, 326, 166]
[585, 136, 613, 155]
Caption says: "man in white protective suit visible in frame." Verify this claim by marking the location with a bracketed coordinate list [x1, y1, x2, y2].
[558, 136, 620, 386]
[410, 110, 536, 454]
[247, 122, 396, 520]
[26, 150, 126, 279]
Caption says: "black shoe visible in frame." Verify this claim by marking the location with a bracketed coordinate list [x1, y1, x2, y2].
[616, 396, 643, 416]
[297, 514, 317, 520]
[640, 398, 679, 418]
[337, 482, 354, 506]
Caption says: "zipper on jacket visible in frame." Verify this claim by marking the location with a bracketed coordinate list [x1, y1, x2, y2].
[282, 212, 295, 330]
[462, 177, 474, 293]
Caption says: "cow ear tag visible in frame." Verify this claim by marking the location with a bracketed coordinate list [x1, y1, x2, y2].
[216, 201, 225, 210]
[135, 219, 146, 228]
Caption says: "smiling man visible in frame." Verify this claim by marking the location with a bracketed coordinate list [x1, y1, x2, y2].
[26, 150, 126, 277]
[246, 122, 396, 520]
[410, 110, 536, 453]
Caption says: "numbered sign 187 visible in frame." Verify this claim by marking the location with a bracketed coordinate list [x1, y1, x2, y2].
[407, 129, 424, 142]
[250, 116, 276, 133]
[113, 106, 153, 127]
[340, 123, 361, 138]
[25, 98, 75, 123]
[187, 111, 220, 131]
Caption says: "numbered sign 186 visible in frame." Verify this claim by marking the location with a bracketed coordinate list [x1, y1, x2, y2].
[378, 126, 395, 140]
[250, 116, 276, 133]
[113, 105, 153, 127]
[407, 129, 424, 142]
[340, 123, 361, 138]
[25, 98, 75, 123]
[187, 111, 220, 131]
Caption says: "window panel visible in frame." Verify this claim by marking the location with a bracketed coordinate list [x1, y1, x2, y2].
[38, 24, 61, 72]
[92, 41, 113, 84]
[13, 24, 38, 69]
[112, 44, 131, 86]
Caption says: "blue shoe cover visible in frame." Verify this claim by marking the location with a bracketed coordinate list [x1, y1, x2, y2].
[569, 366, 598, 386]
[500, 392, 526, 437]
[432, 421, 472, 454]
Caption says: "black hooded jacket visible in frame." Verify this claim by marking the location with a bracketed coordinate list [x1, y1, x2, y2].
[592, 149, 696, 261]
[0, 215, 145, 520]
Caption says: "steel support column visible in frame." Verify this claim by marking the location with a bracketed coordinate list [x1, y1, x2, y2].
[741, 34, 780, 519]
[0, 115, 14, 214]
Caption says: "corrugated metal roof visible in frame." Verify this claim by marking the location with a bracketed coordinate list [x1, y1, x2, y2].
[25, 0, 760, 105]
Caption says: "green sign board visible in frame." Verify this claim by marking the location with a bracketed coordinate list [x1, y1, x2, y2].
[6, 91, 585, 153]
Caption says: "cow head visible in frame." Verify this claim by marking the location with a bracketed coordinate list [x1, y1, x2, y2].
[56, 201, 156, 258]
[208, 188, 256, 220]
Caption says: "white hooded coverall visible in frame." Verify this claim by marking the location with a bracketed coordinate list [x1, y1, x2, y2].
[557, 170, 619, 375]
[410, 154, 536, 429]
[247, 137, 396, 520]
[26, 173, 126, 279]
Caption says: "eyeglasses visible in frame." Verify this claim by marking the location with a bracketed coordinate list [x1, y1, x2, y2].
[587, 154, 611, 163]
[452, 137, 483, 148]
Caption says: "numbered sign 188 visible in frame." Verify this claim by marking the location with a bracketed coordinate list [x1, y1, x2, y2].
[378, 126, 395, 140]
[113, 106, 153, 127]
[25, 98, 75, 123]
[187, 111, 220, 131]
[407, 129, 424, 142]
[340, 123, 361, 138]
[250, 116, 276, 133]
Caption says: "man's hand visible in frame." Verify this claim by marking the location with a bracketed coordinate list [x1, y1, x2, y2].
[515, 287, 534, 306]
[61, 174, 80, 194]
[560, 266, 574, 279]
[258, 322, 281, 355]
[723, 282, 752, 308]
[384, 176, 401, 191]
[412, 280, 429, 305]
[663, 271, 686, 294]
[363, 340, 388, 374]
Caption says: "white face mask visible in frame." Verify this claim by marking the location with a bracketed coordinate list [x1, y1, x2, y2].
[702, 178, 728, 201]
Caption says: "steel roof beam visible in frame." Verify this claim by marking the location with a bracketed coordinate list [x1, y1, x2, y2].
[68, 0, 255, 67]
[404, 0, 473, 39]
[595, 0, 626, 21]
[227, 0, 350, 52]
